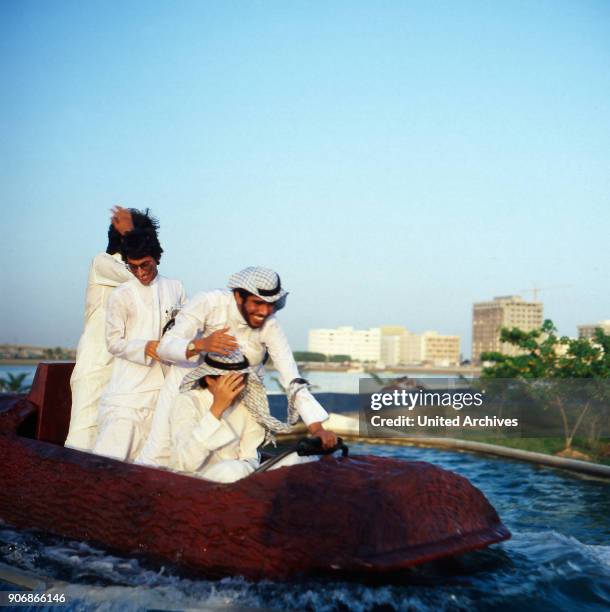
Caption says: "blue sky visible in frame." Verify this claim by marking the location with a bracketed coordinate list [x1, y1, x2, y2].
[1, 0, 609, 356]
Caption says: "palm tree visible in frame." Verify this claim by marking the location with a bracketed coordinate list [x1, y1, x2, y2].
[0, 373, 31, 393]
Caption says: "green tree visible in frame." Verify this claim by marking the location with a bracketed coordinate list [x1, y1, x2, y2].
[329, 354, 351, 363]
[481, 319, 610, 452]
[42, 346, 70, 360]
[0, 372, 31, 393]
[293, 351, 327, 362]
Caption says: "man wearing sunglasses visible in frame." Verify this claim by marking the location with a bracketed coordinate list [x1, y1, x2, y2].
[92, 226, 186, 462]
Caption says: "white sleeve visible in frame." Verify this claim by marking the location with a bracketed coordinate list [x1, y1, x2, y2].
[237, 414, 265, 469]
[92, 253, 132, 286]
[263, 319, 329, 426]
[178, 282, 187, 307]
[170, 394, 237, 473]
[158, 293, 208, 363]
[105, 288, 151, 365]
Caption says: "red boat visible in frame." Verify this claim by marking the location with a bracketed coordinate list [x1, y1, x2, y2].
[0, 363, 510, 580]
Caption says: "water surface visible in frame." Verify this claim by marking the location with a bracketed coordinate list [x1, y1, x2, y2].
[1, 443, 608, 611]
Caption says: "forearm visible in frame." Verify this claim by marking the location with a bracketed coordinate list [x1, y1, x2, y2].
[158, 334, 193, 363]
[107, 336, 152, 365]
[186, 337, 208, 359]
[158, 299, 206, 363]
[308, 421, 325, 435]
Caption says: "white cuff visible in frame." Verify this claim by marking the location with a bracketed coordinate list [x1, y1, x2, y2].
[294, 390, 329, 427]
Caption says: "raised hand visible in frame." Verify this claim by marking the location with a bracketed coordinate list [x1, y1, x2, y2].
[200, 327, 239, 355]
[209, 373, 246, 418]
[110, 205, 134, 236]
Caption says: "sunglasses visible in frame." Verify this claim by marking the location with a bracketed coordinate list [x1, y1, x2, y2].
[127, 260, 156, 274]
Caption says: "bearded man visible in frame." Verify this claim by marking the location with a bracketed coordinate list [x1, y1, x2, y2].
[136, 267, 336, 467]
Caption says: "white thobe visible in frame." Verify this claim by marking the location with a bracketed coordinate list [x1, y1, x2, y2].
[65, 253, 132, 451]
[169, 389, 264, 483]
[93, 274, 186, 462]
[169, 389, 316, 483]
[136, 289, 328, 467]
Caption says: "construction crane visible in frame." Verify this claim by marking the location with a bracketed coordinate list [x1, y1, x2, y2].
[518, 285, 572, 301]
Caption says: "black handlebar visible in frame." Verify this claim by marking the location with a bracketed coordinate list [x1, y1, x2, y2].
[295, 436, 349, 457]
[253, 437, 349, 473]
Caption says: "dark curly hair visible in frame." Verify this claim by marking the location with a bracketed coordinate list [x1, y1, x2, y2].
[106, 208, 160, 255]
[120, 228, 164, 263]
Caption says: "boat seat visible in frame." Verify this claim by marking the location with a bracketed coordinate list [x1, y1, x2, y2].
[27, 362, 75, 445]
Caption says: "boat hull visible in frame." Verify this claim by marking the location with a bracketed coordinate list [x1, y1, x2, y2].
[0, 365, 510, 580]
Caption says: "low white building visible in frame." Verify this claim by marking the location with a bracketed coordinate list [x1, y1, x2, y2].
[308, 325, 461, 366]
[308, 326, 381, 362]
[401, 330, 424, 365]
[380, 335, 402, 366]
[380, 326, 460, 366]
[380, 326, 406, 366]
[420, 331, 461, 367]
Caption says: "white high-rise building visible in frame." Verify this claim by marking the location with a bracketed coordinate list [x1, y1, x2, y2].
[308, 326, 381, 362]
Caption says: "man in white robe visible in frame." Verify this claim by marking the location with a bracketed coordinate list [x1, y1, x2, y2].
[66, 206, 157, 451]
[169, 351, 263, 483]
[169, 349, 316, 483]
[137, 267, 336, 467]
[93, 227, 186, 461]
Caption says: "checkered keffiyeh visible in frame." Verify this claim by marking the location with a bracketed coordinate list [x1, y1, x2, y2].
[242, 375, 313, 445]
[227, 267, 288, 310]
[179, 350, 251, 393]
[241, 374, 293, 445]
[179, 349, 310, 445]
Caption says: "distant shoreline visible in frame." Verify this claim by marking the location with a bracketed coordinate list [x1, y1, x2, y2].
[271, 363, 482, 376]
[0, 359, 45, 365]
[1, 359, 482, 376]
[362, 365, 481, 376]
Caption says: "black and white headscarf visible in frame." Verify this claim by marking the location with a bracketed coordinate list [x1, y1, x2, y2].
[241, 374, 311, 445]
[227, 266, 288, 311]
[179, 349, 310, 445]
